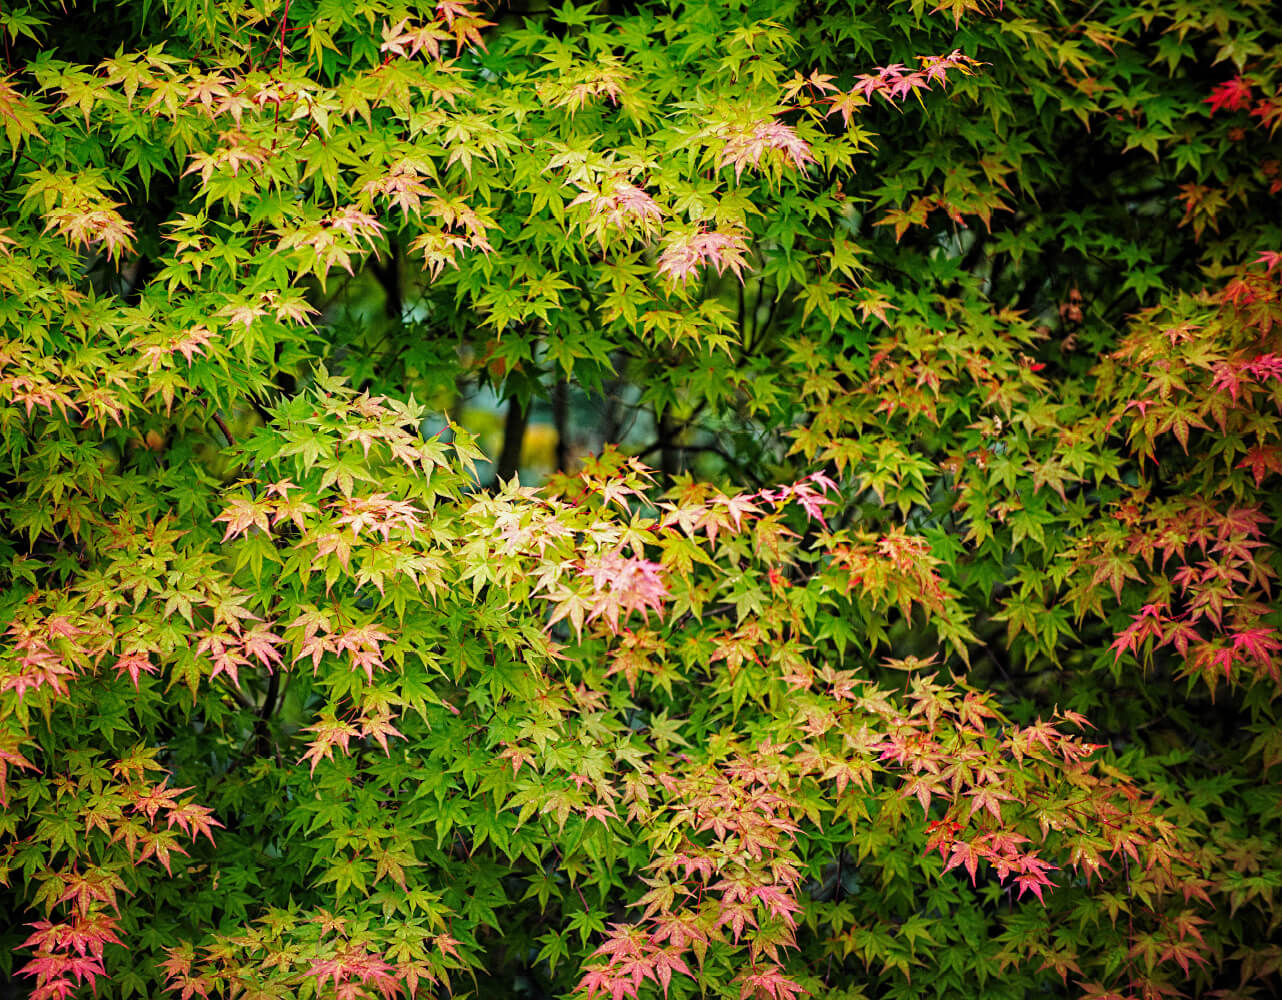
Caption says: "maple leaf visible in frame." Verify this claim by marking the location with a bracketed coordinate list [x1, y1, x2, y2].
[165, 799, 223, 844]
[213, 495, 273, 542]
[136, 827, 192, 874]
[131, 780, 189, 822]
[332, 624, 392, 682]
[44, 200, 136, 262]
[712, 491, 762, 532]
[1013, 866, 1058, 904]
[738, 965, 807, 1000]
[1158, 939, 1210, 976]
[965, 782, 1017, 822]
[544, 582, 596, 638]
[184, 72, 230, 113]
[379, 18, 452, 61]
[223, 299, 268, 330]
[409, 229, 476, 279]
[300, 714, 362, 775]
[781, 481, 832, 525]
[359, 707, 405, 754]
[1235, 443, 1282, 486]
[240, 624, 284, 670]
[22, 913, 123, 960]
[930, 0, 994, 27]
[435, 0, 476, 28]
[0, 733, 38, 807]
[19, 952, 107, 996]
[569, 177, 663, 245]
[499, 742, 537, 776]
[195, 630, 251, 688]
[717, 117, 815, 180]
[113, 650, 158, 689]
[647, 948, 691, 997]
[56, 868, 129, 917]
[942, 839, 986, 884]
[825, 89, 868, 126]
[748, 884, 802, 927]
[308, 944, 399, 997]
[1230, 626, 1281, 666]
[327, 205, 385, 244]
[183, 133, 271, 183]
[921, 50, 977, 84]
[1255, 249, 1282, 274]
[649, 911, 708, 951]
[579, 967, 636, 1000]
[544, 60, 630, 115]
[657, 229, 749, 285]
[0, 640, 78, 703]
[444, 11, 493, 52]
[579, 552, 669, 632]
[1205, 76, 1253, 114]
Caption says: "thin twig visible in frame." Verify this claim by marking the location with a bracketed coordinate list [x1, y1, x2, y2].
[277, 0, 292, 70]
[211, 411, 236, 447]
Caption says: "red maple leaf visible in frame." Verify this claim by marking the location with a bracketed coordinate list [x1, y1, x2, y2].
[1204, 76, 1252, 114]
[21, 913, 122, 958]
[113, 651, 158, 689]
[738, 965, 807, 1000]
[131, 780, 189, 822]
[166, 799, 224, 844]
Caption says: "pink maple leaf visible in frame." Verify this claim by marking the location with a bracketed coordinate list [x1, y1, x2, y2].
[657, 229, 749, 285]
[738, 965, 807, 1000]
[579, 553, 669, 633]
[113, 651, 158, 689]
[569, 178, 663, 243]
[718, 118, 814, 180]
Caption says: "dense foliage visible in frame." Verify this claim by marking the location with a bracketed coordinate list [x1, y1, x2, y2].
[1, 0, 1280, 998]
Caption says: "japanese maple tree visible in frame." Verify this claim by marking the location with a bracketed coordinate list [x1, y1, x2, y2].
[0, 1, 1280, 1000]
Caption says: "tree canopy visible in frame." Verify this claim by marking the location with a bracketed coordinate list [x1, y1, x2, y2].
[1, 1, 1280, 999]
